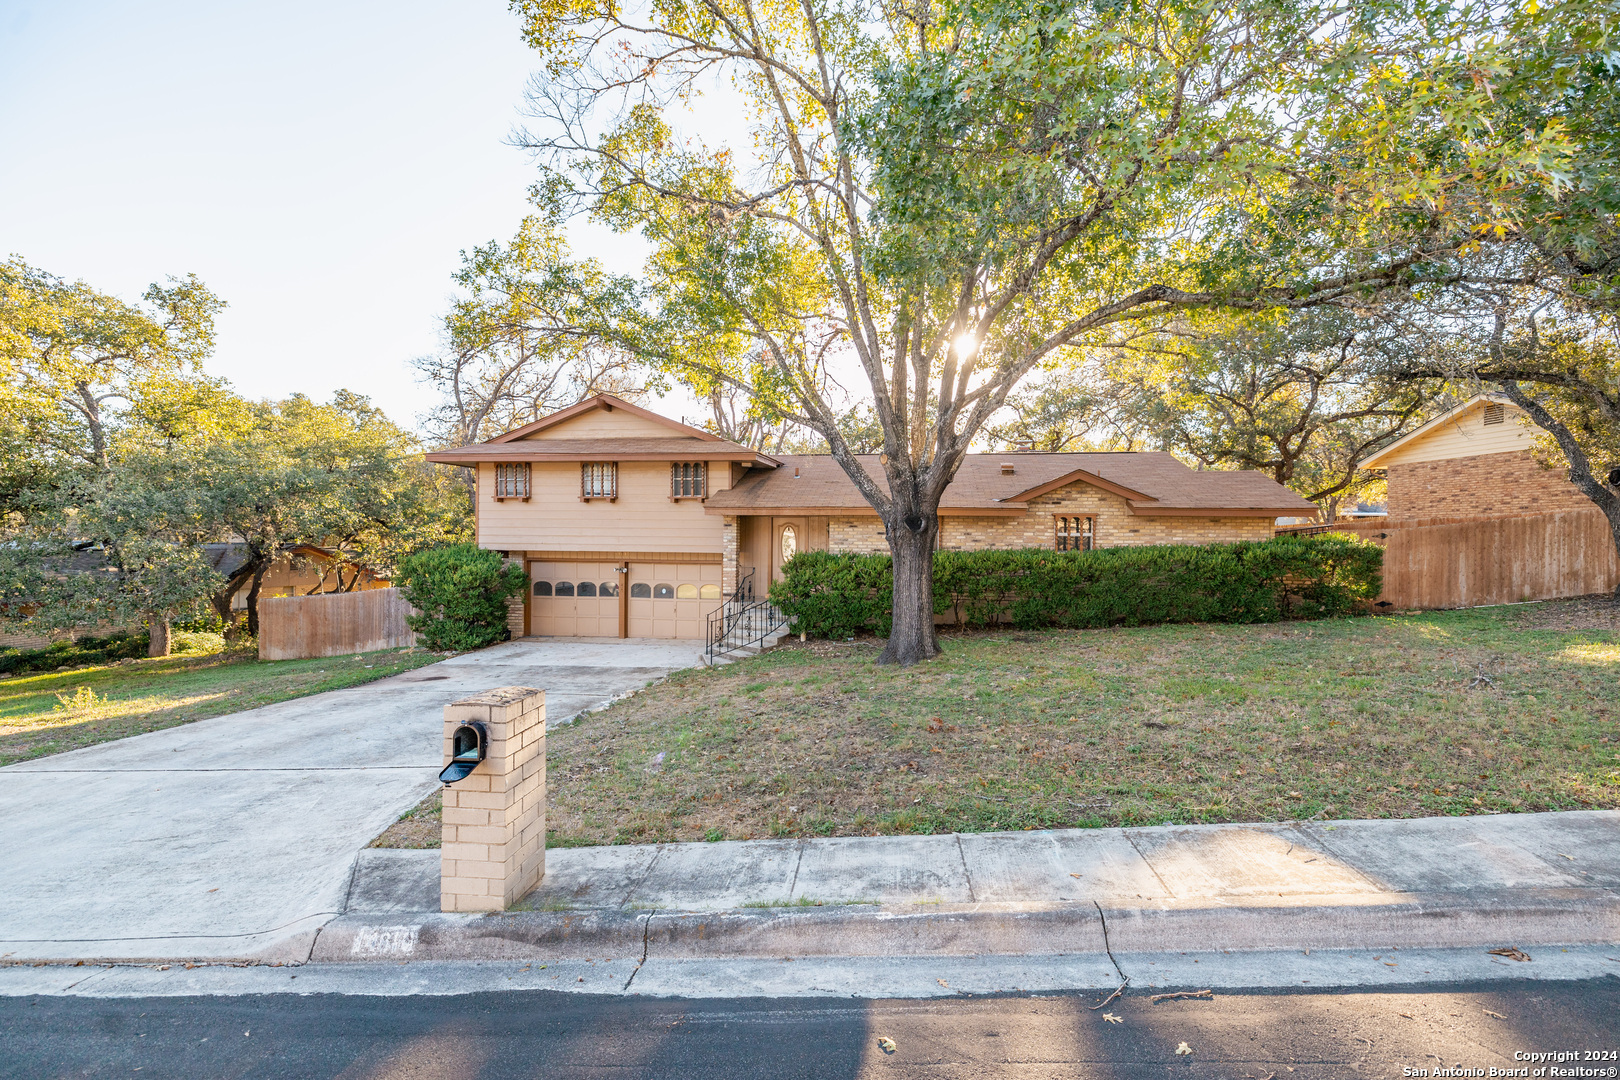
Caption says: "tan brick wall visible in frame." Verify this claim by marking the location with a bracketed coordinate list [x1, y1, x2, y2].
[1385, 449, 1590, 518]
[440, 686, 546, 912]
[829, 516, 889, 554]
[826, 481, 1274, 556]
[721, 516, 739, 594]
[504, 556, 525, 639]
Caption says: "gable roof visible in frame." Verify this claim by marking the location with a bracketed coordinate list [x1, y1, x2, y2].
[489, 393, 723, 444]
[1359, 393, 1519, 470]
[425, 394, 781, 467]
[704, 452, 1318, 517]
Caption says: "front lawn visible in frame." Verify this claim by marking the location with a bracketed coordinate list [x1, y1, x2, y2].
[0, 644, 444, 767]
[500, 597, 1617, 846]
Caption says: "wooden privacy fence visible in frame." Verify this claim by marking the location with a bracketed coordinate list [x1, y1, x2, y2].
[258, 587, 417, 661]
[1291, 507, 1618, 609]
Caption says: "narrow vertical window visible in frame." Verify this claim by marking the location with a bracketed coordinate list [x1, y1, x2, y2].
[781, 524, 797, 561]
[671, 461, 706, 498]
[1057, 516, 1096, 551]
[581, 462, 617, 499]
[493, 462, 530, 500]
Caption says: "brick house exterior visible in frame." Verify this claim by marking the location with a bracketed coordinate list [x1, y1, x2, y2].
[1360, 395, 1587, 518]
[427, 394, 1318, 639]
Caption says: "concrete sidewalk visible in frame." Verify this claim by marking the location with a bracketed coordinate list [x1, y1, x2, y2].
[316, 810, 1620, 966]
[0, 639, 698, 965]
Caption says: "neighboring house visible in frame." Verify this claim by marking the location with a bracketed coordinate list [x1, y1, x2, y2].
[1359, 394, 1588, 518]
[0, 544, 388, 651]
[203, 543, 391, 610]
[426, 394, 1318, 640]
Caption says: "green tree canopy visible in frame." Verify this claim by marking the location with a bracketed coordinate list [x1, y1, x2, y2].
[463, 0, 1612, 662]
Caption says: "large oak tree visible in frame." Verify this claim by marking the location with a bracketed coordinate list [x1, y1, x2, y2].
[476, 0, 1596, 663]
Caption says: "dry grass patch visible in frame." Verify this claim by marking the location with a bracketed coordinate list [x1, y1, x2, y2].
[376, 596, 1620, 849]
[0, 645, 444, 766]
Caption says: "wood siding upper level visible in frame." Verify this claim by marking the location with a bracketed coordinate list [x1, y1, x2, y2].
[517, 410, 679, 440]
[476, 460, 733, 554]
[1369, 399, 1533, 467]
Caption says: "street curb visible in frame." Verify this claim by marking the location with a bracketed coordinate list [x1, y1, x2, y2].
[310, 890, 1620, 964]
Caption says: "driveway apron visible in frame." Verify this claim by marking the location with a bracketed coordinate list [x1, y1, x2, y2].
[0, 639, 696, 963]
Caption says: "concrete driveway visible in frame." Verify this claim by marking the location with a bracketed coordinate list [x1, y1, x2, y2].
[0, 638, 698, 964]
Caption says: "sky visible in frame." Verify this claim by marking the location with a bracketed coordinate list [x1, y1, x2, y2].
[0, 0, 653, 434]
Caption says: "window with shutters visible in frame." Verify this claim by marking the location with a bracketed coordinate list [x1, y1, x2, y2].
[1056, 515, 1095, 551]
[1483, 402, 1505, 425]
[580, 462, 618, 500]
[671, 461, 706, 499]
[493, 463, 530, 500]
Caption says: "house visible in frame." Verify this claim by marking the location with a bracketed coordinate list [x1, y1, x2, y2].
[0, 543, 391, 651]
[1358, 393, 1588, 518]
[425, 394, 1319, 640]
[204, 543, 391, 610]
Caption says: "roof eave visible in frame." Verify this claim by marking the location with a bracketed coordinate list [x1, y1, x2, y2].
[1127, 503, 1318, 518]
[424, 450, 778, 467]
[702, 503, 1029, 517]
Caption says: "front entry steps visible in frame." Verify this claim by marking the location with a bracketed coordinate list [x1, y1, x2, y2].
[702, 624, 791, 666]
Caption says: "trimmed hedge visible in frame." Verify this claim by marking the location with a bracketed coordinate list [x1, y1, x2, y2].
[0, 632, 150, 677]
[769, 534, 1383, 639]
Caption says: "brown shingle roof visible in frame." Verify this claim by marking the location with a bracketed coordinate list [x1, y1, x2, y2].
[425, 437, 778, 465]
[704, 453, 1317, 517]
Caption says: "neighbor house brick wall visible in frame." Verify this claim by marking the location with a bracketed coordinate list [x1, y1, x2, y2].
[1385, 449, 1590, 519]
[826, 480, 1275, 556]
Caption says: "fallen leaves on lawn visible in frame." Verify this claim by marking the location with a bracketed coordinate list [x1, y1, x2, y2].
[1176, 1042, 1193, 1056]
[876, 1037, 896, 1054]
[1487, 947, 1531, 962]
[1102, 1013, 1123, 1025]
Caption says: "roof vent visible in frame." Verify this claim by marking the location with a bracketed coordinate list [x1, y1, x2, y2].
[1483, 402, 1505, 425]
[793, 466, 800, 478]
[1000, 462, 1015, 475]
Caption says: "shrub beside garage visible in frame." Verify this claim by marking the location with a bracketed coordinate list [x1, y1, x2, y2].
[770, 534, 1384, 640]
[396, 544, 528, 651]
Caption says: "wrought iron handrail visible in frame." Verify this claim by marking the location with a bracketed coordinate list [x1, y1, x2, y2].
[704, 569, 788, 664]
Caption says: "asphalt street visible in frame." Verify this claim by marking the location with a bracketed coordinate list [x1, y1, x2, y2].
[5, 978, 1616, 1079]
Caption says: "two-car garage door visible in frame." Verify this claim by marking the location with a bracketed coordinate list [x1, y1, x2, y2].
[527, 561, 723, 639]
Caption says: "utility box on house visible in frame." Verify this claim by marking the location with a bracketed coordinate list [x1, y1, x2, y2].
[439, 686, 546, 912]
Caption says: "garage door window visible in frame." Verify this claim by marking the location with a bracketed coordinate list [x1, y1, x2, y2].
[533, 581, 552, 596]
[676, 583, 698, 598]
[555, 581, 575, 596]
[600, 581, 619, 596]
[654, 583, 674, 599]
[577, 581, 597, 596]
[700, 584, 721, 599]
[631, 583, 651, 598]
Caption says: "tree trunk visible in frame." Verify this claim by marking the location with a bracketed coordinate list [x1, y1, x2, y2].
[245, 563, 269, 638]
[877, 508, 941, 667]
[147, 613, 171, 657]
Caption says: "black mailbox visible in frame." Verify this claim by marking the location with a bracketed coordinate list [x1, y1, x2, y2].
[439, 721, 487, 785]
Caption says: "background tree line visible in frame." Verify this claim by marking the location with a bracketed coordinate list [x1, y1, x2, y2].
[406, 0, 1618, 661]
[0, 257, 471, 654]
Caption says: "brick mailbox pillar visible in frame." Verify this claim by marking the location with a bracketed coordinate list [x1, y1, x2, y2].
[440, 686, 546, 912]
